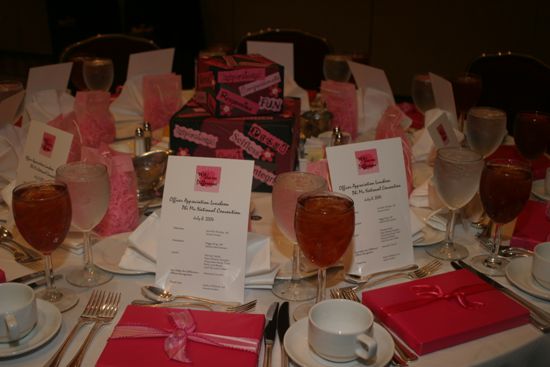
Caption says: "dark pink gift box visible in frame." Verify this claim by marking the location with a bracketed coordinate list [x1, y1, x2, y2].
[195, 54, 285, 118]
[362, 269, 529, 355]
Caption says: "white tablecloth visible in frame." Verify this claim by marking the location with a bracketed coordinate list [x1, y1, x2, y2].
[1, 191, 549, 367]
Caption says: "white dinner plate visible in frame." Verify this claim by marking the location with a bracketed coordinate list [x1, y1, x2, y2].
[505, 257, 550, 301]
[94, 232, 152, 275]
[284, 318, 394, 367]
[0, 299, 61, 358]
[531, 179, 550, 202]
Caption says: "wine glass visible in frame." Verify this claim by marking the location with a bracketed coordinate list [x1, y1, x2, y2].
[293, 191, 355, 319]
[323, 54, 352, 82]
[83, 57, 114, 91]
[56, 162, 112, 287]
[471, 159, 532, 275]
[12, 181, 78, 312]
[514, 111, 550, 160]
[465, 107, 507, 158]
[271, 172, 328, 301]
[411, 73, 436, 114]
[426, 147, 484, 261]
[452, 72, 482, 132]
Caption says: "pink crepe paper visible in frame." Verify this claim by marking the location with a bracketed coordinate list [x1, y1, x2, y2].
[74, 91, 116, 148]
[143, 73, 183, 131]
[320, 80, 358, 139]
[47, 112, 82, 162]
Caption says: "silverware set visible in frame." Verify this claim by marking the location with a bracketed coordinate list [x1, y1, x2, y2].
[132, 298, 257, 313]
[0, 225, 42, 263]
[44, 290, 121, 367]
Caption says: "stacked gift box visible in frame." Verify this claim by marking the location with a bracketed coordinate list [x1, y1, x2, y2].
[170, 54, 301, 192]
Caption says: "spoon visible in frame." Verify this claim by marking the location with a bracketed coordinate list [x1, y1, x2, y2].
[0, 225, 42, 261]
[141, 285, 241, 307]
[344, 264, 419, 284]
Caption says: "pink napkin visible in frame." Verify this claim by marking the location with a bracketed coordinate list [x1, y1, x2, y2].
[97, 305, 264, 367]
[320, 80, 358, 139]
[74, 91, 116, 148]
[81, 145, 139, 236]
[510, 200, 550, 250]
[47, 112, 82, 162]
[143, 73, 183, 131]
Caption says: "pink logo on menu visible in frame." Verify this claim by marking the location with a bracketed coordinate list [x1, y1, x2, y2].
[355, 149, 380, 175]
[195, 166, 222, 193]
[39, 132, 56, 158]
[436, 123, 449, 145]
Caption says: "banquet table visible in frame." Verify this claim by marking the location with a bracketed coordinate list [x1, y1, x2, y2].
[1, 181, 550, 367]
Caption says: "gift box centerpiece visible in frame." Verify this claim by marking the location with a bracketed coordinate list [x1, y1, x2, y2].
[169, 98, 300, 192]
[195, 54, 284, 118]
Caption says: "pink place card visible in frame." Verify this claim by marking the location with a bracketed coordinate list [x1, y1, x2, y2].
[321, 80, 358, 139]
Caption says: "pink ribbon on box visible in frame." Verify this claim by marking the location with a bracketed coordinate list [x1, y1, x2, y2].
[109, 309, 260, 363]
[383, 283, 492, 316]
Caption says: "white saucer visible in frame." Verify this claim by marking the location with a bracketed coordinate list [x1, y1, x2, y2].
[94, 232, 152, 275]
[505, 257, 550, 301]
[413, 225, 446, 247]
[0, 299, 61, 358]
[284, 318, 394, 367]
[531, 179, 550, 202]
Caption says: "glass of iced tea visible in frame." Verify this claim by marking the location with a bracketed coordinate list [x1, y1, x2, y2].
[293, 191, 355, 319]
[12, 181, 79, 312]
[471, 158, 532, 275]
[514, 111, 550, 161]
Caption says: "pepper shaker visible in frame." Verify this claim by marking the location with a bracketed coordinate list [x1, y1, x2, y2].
[143, 121, 152, 152]
[135, 127, 146, 156]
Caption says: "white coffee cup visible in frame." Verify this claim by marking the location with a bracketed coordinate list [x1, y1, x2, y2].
[544, 167, 550, 195]
[532, 242, 550, 289]
[308, 299, 378, 362]
[0, 283, 37, 342]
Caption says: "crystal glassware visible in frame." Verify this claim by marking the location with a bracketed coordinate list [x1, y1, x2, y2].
[471, 158, 532, 275]
[426, 147, 484, 261]
[513, 111, 550, 160]
[293, 191, 355, 319]
[323, 54, 352, 82]
[12, 181, 78, 312]
[56, 162, 112, 287]
[271, 172, 328, 301]
[411, 73, 436, 115]
[83, 57, 114, 92]
[452, 72, 482, 132]
[465, 107, 507, 158]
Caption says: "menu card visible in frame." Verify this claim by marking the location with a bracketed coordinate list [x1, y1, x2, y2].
[25, 63, 72, 105]
[247, 41, 294, 79]
[127, 48, 175, 79]
[326, 137, 414, 275]
[429, 72, 457, 127]
[426, 111, 459, 149]
[16, 120, 73, 184]
[156, 156, 254, 303]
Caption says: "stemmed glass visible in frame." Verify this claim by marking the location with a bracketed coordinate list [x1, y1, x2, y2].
[56, 162, 112, 287]
[465, 107, 507, 158]
[411, 73, 436, 115]
[271, 172, 328, 301]
[293, 191, 355, 320]
[426, 147, 484, 261]
[83, 57, 114, 92]
[471, 159, 532, 275]
[323, 54, 352, 82]
[452, 73, 482, 132]
[12, 181, 78, 312]
[514, 111, 550, 160]
[69, 56, 94, 91]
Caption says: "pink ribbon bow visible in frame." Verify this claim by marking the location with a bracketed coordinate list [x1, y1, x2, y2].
[110, 309, 260, 363]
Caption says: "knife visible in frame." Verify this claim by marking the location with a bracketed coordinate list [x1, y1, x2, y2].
[277, 302, 290, 367]
[27, 274, 62, 289]
[9, 270, 46, 283]
[453, 260, 550, 326]
[263, 302, 279, 367]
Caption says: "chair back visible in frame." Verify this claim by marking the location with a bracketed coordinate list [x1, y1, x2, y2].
[235, 28, 331, 90]
[467, 52, 550, 135]
[59, 33, 160, 92]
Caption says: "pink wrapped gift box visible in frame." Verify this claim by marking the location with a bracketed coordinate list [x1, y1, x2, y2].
[362, 269, 529, 355]
[510, 200, 550, 250]
[196, 54, 284, 118]
[97, 305, 264, 367]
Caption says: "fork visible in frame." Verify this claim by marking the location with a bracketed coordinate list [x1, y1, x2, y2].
[67, 291, 121, 367]
[144, 299, 257, 313]
[44, 290, 104, 367]
[330, 288, 418, 364]
[337, 260, 442, 294]
[0, 242, 28, 263]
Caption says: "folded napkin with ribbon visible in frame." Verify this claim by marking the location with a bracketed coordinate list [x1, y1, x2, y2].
[96, 306, 264, 367]
[510, 200, 550, 251]
[362, 269, 529, 355]
[118, 212, 275, 288]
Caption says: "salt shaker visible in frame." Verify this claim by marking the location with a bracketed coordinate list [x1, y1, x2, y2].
[135, 127, 146, 156]
[143, 121, 152, 152]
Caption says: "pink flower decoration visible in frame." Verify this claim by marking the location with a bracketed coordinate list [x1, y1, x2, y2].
[260, 148, 275, 162]
[270, 86, 281, 97]
[177, 147, 190, 156]
[221, 104, 232, 116]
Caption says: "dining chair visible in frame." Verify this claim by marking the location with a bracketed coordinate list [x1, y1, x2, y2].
[466, 51, 550, 135]
[59, 33, 160, 92]
[235, 28, 332, 91]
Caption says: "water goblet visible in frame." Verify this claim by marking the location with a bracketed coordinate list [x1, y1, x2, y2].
[471, 159, 532, 275]
[426, 147, 484, 261]
[271, 172, 328, 301]
[83, 57, 114, 92]
[56, 162, 112, 287]
[513, 111, 550, 161]
[293, 191, 355, 320]
[411, 73, 436, 115]
[12, 181, 78, 312]
[323, 54, 352, 82]
[452, 72, 482, 132]
[465, 107, 507, 158]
